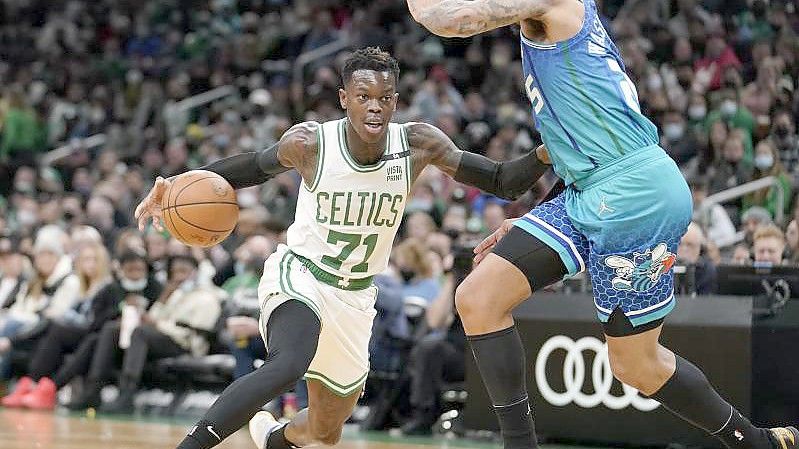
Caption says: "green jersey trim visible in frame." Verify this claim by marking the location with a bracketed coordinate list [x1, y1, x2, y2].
[337, 120, 388, 172]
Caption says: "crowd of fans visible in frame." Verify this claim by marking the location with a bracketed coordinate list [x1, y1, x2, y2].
[0, 0, 797, 436]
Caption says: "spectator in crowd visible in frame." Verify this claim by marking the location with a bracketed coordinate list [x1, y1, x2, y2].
[62, 250, 162, 410]
[68, 255, 222, 413]
[743, 139, 793, 219]
[222, 252, 268, 380]
[0, 238, 27, 310]
[753, 225, 787, 266]
[0, 226, 80, 380]
[741, 206, 774, 245]
[402, 262, 465, 436]
[707, 87, 756, 147]
[1, 249, 160, 410]
[661, 108, 700, 165]
[676, 222, 718, 295]
[0, 89, 46, 167]
[771, 110, 799, 177]
[145, 230, 170, 284]
[215, 235, 274, 288]
[708, 131, 753, 194]
[693, 32, 741, 92]
[482, 202, 508, 234]
[786, 220, 799, 265]
[393, 238, 441, 308]
[731, 244, 752, 265]
[405, 211, 436, 242]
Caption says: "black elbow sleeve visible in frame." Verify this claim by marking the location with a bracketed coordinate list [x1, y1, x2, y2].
[200, 143, 287, 189]
[495, 151, 550, 200]
[454, 150, 549, 200]
[201, 152, 269, 189]
[454, 151, 501, 196]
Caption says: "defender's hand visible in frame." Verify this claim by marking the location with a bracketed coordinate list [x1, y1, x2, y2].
[473, 218, 517, 266]
[135, 177, 171, 232]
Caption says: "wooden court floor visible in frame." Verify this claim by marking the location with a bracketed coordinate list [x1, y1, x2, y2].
[0, 408, 601, 449]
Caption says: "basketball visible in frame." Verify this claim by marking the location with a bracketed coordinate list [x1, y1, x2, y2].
[161, 170, 239, 247]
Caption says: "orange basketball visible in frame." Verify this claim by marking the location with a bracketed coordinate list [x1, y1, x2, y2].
[161, 170, 239, 248]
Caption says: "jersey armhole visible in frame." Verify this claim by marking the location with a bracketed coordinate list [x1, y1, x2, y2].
[400, 125, 412, 195]
[304, 124, 325, 192]
[520, 0, 595, 52]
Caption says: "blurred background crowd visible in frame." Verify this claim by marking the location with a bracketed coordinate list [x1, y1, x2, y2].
[0, 0, 797, 437]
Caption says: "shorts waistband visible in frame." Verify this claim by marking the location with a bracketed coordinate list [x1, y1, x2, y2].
[290, 251, 374, 291]
[572, 145, 667, 191]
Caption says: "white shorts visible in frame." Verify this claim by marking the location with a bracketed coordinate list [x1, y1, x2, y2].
[258, 244, 377, 397]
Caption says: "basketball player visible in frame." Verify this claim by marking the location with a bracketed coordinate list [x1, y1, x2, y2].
[135, 47, 552, 449]
[408, 1, 798, 449]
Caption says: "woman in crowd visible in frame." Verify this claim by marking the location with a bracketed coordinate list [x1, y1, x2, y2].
[1, 241, 113, 409]
[0, 226, 80, 381]
[743, 139, 793, 219]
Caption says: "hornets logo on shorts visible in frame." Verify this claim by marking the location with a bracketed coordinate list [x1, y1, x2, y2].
[604, 244, 676, 293]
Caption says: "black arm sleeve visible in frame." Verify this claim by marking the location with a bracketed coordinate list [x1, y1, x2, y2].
[198, 142, 289, 189]
[454, 150, 549, 200]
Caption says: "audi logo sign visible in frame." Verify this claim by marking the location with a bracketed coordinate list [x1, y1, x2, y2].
[534, 335, 661, 412]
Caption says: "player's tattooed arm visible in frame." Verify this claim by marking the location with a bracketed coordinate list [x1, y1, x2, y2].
[406, 122, 551, 200]
[407, 0, 553, 38]
[198, 121, 318, 190]
[273, 121, 320, 186]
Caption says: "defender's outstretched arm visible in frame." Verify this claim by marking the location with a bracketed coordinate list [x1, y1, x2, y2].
[406, 122, 550, 201]
[407, 0, 552, 38]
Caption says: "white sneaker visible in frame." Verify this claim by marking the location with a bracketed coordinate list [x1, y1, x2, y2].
[249, 411, 283, 449]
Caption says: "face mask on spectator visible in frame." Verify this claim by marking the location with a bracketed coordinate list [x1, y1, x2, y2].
[720, 100, 738, 117]
[688, 105, 707, 120]
[120, 277, 148, 292]
[664, 123, 685, 140]
[755, 154, 774, 170]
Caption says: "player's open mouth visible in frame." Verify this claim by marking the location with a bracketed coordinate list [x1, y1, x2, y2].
[364, 122, 383, 133]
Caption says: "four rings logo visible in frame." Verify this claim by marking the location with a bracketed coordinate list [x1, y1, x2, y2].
[534, 336, 660, 412]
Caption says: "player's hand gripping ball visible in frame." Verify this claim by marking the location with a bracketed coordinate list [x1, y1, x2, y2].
[135, 170, 239, 247]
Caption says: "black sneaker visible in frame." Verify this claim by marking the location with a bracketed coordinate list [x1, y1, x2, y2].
[769, 427, 799, 449]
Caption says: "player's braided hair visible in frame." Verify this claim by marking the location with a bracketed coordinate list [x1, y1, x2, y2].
[342, 47, 400, 84]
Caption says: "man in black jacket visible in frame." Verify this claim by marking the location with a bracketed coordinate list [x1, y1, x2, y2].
[0, 250, 162, 410]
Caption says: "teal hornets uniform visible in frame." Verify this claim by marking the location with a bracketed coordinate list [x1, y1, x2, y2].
[515, 0, 692, 325]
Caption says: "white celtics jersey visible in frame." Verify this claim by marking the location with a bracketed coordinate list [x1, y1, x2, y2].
[286, 118, 411, 280]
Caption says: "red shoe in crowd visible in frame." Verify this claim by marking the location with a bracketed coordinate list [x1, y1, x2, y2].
[22, 377, 57, 410]
[1, 377, 35, 408]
